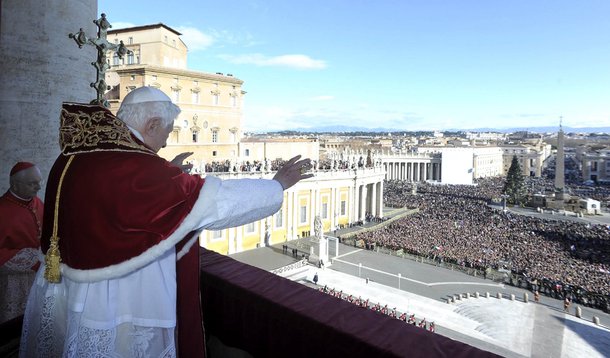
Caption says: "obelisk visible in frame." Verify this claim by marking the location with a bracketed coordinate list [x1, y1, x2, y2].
[555, 118, 566, 201]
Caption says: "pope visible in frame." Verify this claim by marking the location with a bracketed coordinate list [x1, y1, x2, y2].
[20, 87, 312, 357]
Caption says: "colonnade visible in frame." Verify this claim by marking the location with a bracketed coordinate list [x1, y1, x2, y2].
[382, 160, 442, 182]
[353, 180, 384, 222]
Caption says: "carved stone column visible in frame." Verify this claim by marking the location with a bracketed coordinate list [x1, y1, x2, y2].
[0, 0, 97, 194]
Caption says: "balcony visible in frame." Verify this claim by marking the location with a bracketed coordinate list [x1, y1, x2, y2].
[200, 248, 497, 357]
[1, 248, 497, 357]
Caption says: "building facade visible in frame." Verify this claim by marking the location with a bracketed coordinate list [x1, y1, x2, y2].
[201, 167, 385, 254]
[105, 24, 245, 166]
[238, 138, 320, 167]
[499, 142, 552, 178]
[472, 147, 504, 178]
[580, 148, 610, 184]
[378, 151, 442, 182]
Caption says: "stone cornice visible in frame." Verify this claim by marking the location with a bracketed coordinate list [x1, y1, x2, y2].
[113, 65, 244, 84]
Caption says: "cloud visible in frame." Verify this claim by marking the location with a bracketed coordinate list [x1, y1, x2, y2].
[174, 26, 214, 51]
[209, 29, 263, 48]
[219, 53, 327, 70]
[109, 22, 136, 30]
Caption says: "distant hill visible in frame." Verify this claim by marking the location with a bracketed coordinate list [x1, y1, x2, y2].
[452, 126, 610, 134]
[258, 125, 610, 135]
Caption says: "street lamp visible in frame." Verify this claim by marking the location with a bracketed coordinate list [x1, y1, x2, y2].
[501, 194, 508, 212]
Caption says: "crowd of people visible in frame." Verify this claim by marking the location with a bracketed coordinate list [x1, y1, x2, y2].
[357, 178, 610, 310]
[318, 285, 435, 332]
[202, 155, 382, 174]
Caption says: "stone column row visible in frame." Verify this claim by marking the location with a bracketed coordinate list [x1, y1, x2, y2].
[383, 161, 442, 182]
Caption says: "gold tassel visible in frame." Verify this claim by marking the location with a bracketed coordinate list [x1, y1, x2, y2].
[44, 238, 62, 283]
[43, 155, 75, 283]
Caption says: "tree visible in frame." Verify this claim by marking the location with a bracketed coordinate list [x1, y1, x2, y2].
[503, 155, 526, 205]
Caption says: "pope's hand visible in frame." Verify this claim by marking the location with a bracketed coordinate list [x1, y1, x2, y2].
[171, 152, 194, 173]
[273, 155, 313, 190]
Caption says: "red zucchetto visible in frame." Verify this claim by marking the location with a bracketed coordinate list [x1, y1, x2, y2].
[9, 162, 35, 177]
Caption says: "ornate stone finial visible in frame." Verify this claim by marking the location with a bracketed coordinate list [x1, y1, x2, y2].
[69, 13, 131, 107]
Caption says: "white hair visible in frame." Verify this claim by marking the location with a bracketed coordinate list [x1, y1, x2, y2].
[117, 101, 181, 130]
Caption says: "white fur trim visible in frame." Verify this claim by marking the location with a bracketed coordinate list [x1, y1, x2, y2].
[61, 177, 221, 282]
[176, 231, 201, 260]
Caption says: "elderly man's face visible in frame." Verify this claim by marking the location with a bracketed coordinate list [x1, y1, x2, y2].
[147, 120, 174, 153]
[11, 167, 43, 200]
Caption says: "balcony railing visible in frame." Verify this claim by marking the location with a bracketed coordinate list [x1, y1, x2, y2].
[0, 249, 499, 357]
[200, 248, 498, 358]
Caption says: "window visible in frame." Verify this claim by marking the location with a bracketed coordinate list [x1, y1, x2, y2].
[246, 222, 256, 233]
[192, 131, 198, 143]
[192, 91, 199, 104]
[300, 205, 307, 224]
[152, 75, 157, 81]
[127, 53, 134, 64]
[212, 150, 217, 157]
[321, 203, 328, 219]
[212, 130, 218, 143]
[591, 161, 598, 171]
[245, 149, 250, 156]
[213, 93, 219, 105]
[275, 208, 283, 228]
[230, 131, 236, 143]
[193, 80, 199, 86]
[340, 200, 346, 215]
[231, 95, 237, 107]
[172, 39, 176, 47]
[113, 53, 119, 65]
[130, 75, 135, 81]
[172, 89, 180, 102]
[164, 35, 168, 43]
[128, 37, 133, 45]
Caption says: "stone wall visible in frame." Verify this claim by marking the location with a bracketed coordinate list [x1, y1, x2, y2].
[0, 0, 98, 196]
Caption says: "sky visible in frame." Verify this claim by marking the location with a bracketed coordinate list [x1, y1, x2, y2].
[99, 0, 610, 132]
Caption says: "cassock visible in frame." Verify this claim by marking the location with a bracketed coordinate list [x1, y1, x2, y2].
[20, 103, 284, 357]
[0, 190, 43, 323]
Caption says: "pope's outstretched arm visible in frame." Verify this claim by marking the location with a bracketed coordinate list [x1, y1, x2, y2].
[193, 155, 313, 231]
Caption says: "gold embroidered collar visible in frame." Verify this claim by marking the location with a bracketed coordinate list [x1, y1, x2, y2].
[59, 102, 155, 155]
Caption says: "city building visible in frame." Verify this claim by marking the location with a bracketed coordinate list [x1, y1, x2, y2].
[104, 24, 245, 166]
[239, 137, 320, 168]
[415, 146, 504, 184]
[379, 150, 442, 182]
[202, 167, 385, 254]
[498, 140, 552, 178]
[579, 147, 610, 184]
